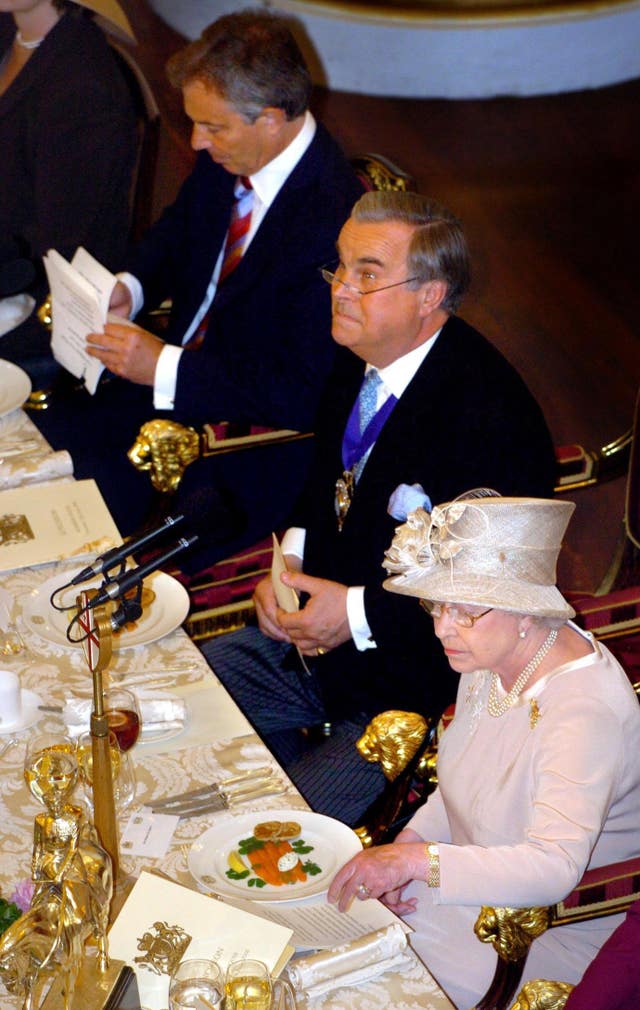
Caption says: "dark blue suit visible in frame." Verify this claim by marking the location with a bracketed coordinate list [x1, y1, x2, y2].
[34, 123, 363, 537]
[127, 123, 364, 430]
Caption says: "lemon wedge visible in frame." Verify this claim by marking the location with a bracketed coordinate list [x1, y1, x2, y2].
[228, 850, 247, 874]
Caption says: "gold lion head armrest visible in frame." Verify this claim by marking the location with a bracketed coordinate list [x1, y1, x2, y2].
[128, 419, 201, 494]
[356, 710, 430, 782]
[509, 979, 574, 1010]
[473, 906, 553, 1010]
[475, 905, 552, 964]
[353, 710, 436, 848]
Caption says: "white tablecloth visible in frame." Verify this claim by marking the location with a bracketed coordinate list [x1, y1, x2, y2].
[0, 407, 454, 1010]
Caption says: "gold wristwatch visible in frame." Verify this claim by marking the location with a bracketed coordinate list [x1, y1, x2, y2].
[426, 842, 440, 888]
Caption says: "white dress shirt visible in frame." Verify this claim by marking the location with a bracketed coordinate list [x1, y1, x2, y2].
[118, 111, 317, 409]
[282, 329, 441, 650]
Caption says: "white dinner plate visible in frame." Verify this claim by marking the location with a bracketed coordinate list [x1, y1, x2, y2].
[0, 689, 43, 734]
[0, 359, 32, 417]
[23, 571, 190, 650]
[188, 809, 362, 903]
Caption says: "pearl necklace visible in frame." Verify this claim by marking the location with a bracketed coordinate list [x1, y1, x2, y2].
[15, 31, 44, 50]
[487, 628, 558, 718]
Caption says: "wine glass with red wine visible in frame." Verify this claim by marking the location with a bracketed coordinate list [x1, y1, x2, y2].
[103, 687, 141, 751]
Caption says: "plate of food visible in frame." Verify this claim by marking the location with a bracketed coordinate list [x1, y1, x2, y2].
[188, 809, 362, 903]
[22, 570, 190, 650]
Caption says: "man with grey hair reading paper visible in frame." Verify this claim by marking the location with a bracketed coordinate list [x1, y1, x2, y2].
[204, 190, 557, 825]
[34, 8, 362, 536]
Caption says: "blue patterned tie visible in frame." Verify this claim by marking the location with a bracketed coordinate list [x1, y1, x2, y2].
[354, 368, 383, 479]
[358, 368, 382, 434]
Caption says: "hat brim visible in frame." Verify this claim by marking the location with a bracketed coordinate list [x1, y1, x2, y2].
[383, 571, 575, 621]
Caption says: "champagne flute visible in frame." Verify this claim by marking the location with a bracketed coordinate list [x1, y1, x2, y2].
[103, 686, 142, 751]
[169, 958, 223, 1010]
[24, 731, 78, 812]
[76, 730, 137, 815]
[225, 959, 272, 1010]
[112, 745, 137, 814]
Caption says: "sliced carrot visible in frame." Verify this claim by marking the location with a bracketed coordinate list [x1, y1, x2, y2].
[247, 839, 307, 886]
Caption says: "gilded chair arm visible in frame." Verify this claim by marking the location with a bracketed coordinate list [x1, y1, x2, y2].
[353, 710, 435, 848]
[554, 428, 631, 494]
[473, 905, 552, 1010]
[509, 979, 574, 1010]
[128, 419, 201, 494]
[475, 906, 552, 963]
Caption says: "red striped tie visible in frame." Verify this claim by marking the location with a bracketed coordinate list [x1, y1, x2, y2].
[218, 176, 254, 284]
[186, 177, 254, 349]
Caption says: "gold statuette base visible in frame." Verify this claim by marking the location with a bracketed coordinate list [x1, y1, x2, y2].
[41, 957, 140, 1010]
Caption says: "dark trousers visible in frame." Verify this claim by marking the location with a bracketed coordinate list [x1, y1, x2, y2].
[202, 626, 386, 826]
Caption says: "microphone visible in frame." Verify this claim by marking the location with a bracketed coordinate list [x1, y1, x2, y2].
[87, 535, 199, 608]
[70, 513, 186, 585]
[62, 485, 245, 642]
[86, 484, 246, 608]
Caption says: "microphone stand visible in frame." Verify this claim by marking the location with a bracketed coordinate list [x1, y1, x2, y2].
[77, 588, 120, 882]
[40, 594, 141, 1010]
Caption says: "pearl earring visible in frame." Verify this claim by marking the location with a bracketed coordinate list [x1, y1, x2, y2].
[519, 629, 527, 639]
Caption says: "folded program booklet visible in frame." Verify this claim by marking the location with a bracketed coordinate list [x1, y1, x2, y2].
[44, 246, 113, 394]
[44, 246, 142, 395]
[108, 871, 295, 1010]
[0, 478, 121, 572]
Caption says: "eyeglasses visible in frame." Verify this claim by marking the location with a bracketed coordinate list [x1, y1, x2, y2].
[420, 600, 493, 628]
[320, 267, 419, 298]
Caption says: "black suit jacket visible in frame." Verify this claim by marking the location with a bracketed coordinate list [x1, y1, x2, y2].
[128, 124, 364, 430]
[0, 11, 136, 299]
[299, 316, 557, 722]
[0, 9, 137, 383]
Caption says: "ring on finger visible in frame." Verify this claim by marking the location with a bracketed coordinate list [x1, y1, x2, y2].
[357, 882, 371, 899]
[316, 646, 327, 656]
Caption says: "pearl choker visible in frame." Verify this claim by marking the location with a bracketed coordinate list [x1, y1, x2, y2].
[15, 31, 44, 50]
[487, 628, 558, 717]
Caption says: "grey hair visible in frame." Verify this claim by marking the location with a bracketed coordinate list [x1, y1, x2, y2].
[351, 191, 471, 312]
[166, 8, 311, 123]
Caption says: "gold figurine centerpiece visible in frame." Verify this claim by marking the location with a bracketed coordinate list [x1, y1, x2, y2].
[0, 733, 113, 1010]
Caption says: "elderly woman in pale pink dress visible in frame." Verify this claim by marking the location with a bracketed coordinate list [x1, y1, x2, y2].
[329, 494, 640, 1010]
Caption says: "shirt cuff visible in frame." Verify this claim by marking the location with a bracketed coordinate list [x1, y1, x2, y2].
[348, 587, 376, 651]
[153, 344, 182, 409]
[280, 527, 306, 560]
[116, 272, 144, 318]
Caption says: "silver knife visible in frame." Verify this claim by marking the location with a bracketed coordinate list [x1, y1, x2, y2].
[159, 782, 287, 818]
[149, 766, 275, 812]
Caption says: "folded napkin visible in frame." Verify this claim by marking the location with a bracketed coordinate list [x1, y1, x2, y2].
[0, 293, 35, 337]
[62, 690, 187, 739]
[284, 923, 412, 1001]
[0, 449, 73, 490]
